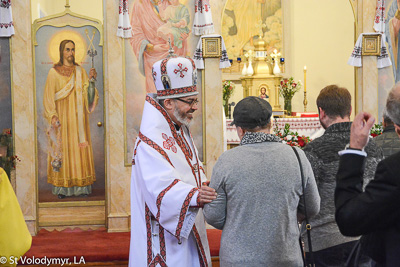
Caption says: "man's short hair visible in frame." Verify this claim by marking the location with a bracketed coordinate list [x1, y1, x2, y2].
[317, 85, 351, 119]
[386, 83, 400, 126]
[382, 108, 394, 126]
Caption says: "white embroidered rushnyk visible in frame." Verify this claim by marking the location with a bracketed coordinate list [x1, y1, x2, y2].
[117, 0, 133, 38]
[0, 0, 14, 37]
[348, 33, 391, 69]
[192, 0, 214, 36]
[193, 34, 231, 69]
[129, 95, 211, 267]
[374, 0, 385, 33]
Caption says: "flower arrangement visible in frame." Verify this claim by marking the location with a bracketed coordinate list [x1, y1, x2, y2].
[279, 77, 302, 99]
[279, 77, 302, 115]
[222, 80, 235, 117]
[370, 123, 383, 137]
[222, 80, 235, 101]
[0, 129, 20, 180]
[274, 122, 311, 148]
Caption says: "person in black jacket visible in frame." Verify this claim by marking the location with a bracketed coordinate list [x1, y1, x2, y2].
[335, 84, 400, 267]
[374, 109, 400, 157]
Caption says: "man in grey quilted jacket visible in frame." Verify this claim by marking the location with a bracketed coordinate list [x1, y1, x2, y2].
[203, 96, 320, 267]
[302, 85, 383, 266]
[374, 110, 400, 157]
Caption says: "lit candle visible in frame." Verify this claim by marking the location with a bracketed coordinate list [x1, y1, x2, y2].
[303, 66, 307, 92]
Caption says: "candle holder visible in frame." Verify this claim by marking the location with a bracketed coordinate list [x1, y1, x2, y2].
[237, 57, 241, 73]
[274, 85, 281, 109]
[280, 58, 285, 73]
[303, 91, 308, 112]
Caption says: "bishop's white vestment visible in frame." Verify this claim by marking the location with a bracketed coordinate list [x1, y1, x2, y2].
[129, 95, 211, 267]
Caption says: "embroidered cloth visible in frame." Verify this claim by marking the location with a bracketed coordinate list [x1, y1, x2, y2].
[0, 0, 14, 37]
[129, 94, 211, 266]
[374, 0, 385, 33]
[347, 33, 391, 69]
[117, 0, 133, 38]
[193, 0, 214, 36]
[193, 34, 230, 69]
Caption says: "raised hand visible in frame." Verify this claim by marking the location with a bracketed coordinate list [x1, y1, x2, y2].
[349, 112, 375, 150]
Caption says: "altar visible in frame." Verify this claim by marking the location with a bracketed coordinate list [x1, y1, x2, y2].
[226, 117, 322, 145]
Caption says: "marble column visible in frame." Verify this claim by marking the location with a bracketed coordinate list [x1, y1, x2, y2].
[12, 0, 37, 234]
[357, 0, 379, 118]
[104, 0, 131, 232]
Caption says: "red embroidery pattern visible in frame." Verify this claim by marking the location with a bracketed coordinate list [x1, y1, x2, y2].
[152, 67, 157, 82]
[149, 254, 167, 267]
[161, 58, 168, 75]
[145, 204, 153, 265]
[196, 191, 201, 207]
[173, 63, 188, 78]
[156, 85, 197, 98]
[181, 133, 193, 160]
[159, 225, 167, 259]
[156, 179, 180, 220]
[0, 0, 11, 8]
[162, 133, 177, 153]
[175, 188, 198, 239]
[132, 139, 141, 165]
[146, 96, 200, 187]
[199, 166, 206, 175]
[139, 132, 174, 167]
[0, 22, 13, 28]
[193, 224, 208, 267]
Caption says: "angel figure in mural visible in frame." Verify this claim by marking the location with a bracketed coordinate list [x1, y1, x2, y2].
[386, 0, 400, 82]
[43, 39, 98, 199]
[130, 0, 190, 93]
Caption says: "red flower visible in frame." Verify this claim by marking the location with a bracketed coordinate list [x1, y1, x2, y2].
[371, 133, 378, 137]
[297, 136, 305, 147]
[284, 79, 288, 83]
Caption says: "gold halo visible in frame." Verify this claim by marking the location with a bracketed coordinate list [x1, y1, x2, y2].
[48, 30, 87, 64]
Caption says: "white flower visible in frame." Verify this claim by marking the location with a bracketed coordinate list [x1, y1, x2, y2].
[286, 135, 293, 140]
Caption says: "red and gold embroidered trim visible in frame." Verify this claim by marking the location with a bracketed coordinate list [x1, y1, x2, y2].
[175, 188, 198, 239]
[145, 204, 153, 265]
[157, 85, 197, 97]
[156, 179, 180, 220]
[180, 133, 193, 160]
[159, 225, 167, 260]
[199, 166, 205, 175]
[139, 132, 174, 167]
[149, 254, 167, 267]
[132, 139, 142, 165]
[193, 224, 208, 267]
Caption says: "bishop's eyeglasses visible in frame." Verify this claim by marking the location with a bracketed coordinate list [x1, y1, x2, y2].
[175, 98, 199, 107]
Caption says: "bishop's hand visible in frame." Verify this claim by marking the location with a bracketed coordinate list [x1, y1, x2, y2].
[198, 182, 217, 206]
